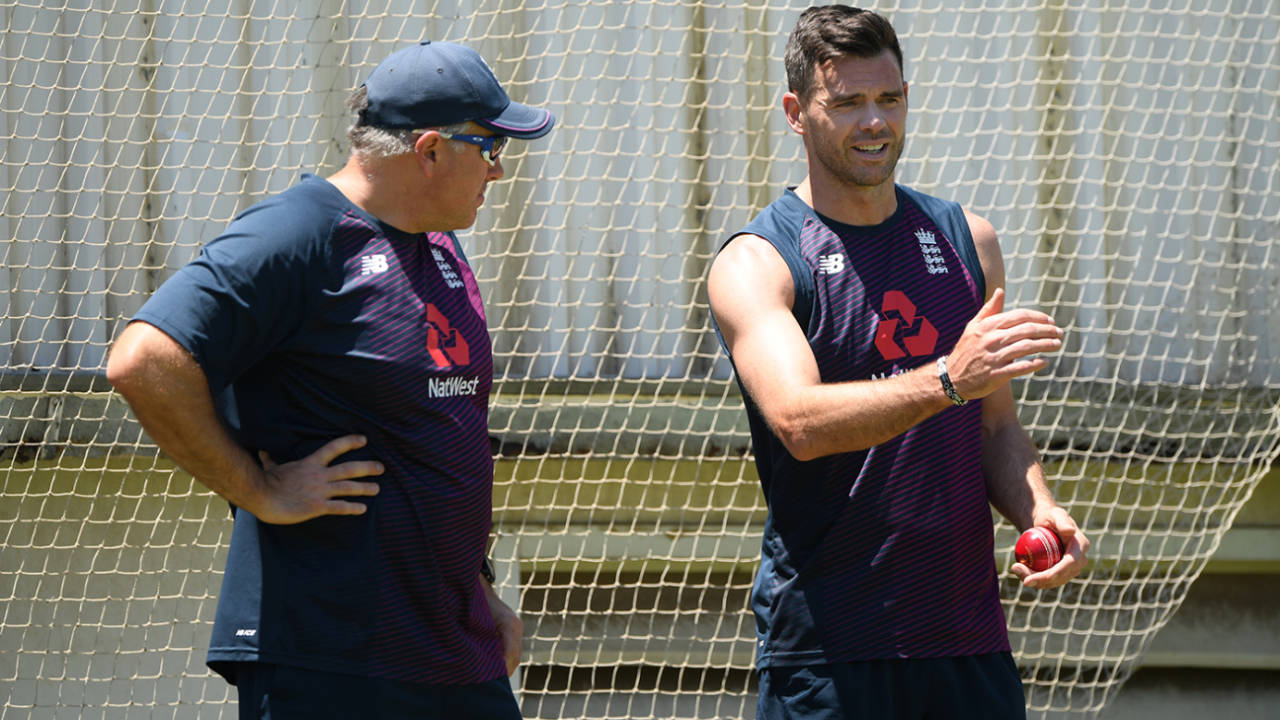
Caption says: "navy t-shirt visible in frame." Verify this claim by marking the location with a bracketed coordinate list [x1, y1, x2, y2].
[133, 174, 506, 685]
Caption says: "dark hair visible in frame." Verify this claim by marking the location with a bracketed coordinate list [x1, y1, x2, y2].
[784, 5, 904, 100]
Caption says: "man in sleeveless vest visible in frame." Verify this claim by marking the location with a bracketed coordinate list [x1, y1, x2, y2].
[708, 7, 1090, 718]
[106, 42, 554, 719]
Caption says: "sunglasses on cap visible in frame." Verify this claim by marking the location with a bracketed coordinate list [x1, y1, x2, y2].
[417, 129, 507, 166]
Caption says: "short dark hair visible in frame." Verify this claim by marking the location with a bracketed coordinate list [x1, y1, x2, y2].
[784, 5, 904, 100]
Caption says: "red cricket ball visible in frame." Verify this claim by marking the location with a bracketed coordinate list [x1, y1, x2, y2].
[1015, 527, 1063, 572]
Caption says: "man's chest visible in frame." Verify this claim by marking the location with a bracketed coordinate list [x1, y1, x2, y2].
[291, 233, 493, 388]
[804, 221, 978, 378]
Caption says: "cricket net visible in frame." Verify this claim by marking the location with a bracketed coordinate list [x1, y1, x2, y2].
[2, 1, 1279, 718]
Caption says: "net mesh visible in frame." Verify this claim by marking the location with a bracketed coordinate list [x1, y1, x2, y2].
[3, 1, 1279, 718]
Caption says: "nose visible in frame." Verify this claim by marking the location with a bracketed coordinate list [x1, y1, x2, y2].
[488, 156, 505, 181]
[858, 106, 886, 133]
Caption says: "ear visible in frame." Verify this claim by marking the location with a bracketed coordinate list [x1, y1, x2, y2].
[414, 131, 442, 172]
[783, 92, 805, 135]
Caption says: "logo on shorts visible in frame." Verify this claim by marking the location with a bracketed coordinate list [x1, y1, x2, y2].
[874, 290, 937, 361]
[425, 304, 470, 368]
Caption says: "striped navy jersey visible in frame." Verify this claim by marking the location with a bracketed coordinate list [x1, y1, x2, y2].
[719, 185, 1010, 667]
[134, 174, 504, 686]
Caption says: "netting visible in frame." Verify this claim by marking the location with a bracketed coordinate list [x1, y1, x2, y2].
[3, 1, 1279, 718]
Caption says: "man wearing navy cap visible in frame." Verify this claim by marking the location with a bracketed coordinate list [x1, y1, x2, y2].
[107, 41, 554, 719]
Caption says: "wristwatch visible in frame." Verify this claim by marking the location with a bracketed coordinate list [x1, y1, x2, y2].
[480, 556, 497, 584]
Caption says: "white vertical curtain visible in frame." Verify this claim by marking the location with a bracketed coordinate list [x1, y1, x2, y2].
[2, 0, 1277, 387]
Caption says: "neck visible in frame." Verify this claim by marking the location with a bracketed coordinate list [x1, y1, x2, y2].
[327, 154, 432, 234]
[795, 171, 897, 227]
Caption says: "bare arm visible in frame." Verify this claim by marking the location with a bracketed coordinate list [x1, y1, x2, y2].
[967, 211, 1089, 588]
[106, 321, 383, 524]
[707, 233, 1064, 460]
[481, 574, 523, 675]
[709, 235, 948, 458]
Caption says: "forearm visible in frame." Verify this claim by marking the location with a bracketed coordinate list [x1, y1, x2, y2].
[982, 406, 1056, 530]
[766, 361, 955, 459]
[107, 323, 265, 509]
[130, 379, 265, 508]
[983, 392, 1091, 588]
[481, 563, 524, 675]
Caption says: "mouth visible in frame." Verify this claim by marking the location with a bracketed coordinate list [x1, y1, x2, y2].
[853, 143, 888, 156]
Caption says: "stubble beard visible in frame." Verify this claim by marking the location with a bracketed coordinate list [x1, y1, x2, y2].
[814, 131, 906, 190]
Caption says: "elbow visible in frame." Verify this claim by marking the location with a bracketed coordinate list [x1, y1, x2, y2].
[105, 346, 142, 397]
[769, 412, 825, 462]
[785, 443, 824, 463]
[105, 325, 162, 399]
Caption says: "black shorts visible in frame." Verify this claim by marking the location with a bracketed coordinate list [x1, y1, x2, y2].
[757, 653, 1026, 720]
[234, 663, 521, 720]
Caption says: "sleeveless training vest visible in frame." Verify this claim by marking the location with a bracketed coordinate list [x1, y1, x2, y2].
[720, 185, 1010, 667]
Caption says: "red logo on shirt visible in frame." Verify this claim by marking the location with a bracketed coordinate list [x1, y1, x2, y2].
[874, 290, 937, 360]
[425, 304, 470, 368]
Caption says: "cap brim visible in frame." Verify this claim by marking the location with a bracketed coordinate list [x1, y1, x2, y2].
[475, 101, 555, 139]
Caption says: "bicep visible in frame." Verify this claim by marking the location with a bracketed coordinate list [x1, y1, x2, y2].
[965, 210, 1006, 301]
[108, 321, 210, 392]
[709, 236, 821, 415]
[107, 320, 222, 436]
[972, 211, 1030, 450]
[980, 383, 1022, 441]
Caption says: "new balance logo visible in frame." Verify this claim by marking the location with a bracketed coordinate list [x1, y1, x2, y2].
[360, 254, 389, 275]
[915, 229, 948, 275]
[817, 253, 846, 275]
[427, 375, 481, 398]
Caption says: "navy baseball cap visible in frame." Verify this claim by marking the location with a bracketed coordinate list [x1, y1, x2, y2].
[361, 41, 555, 139]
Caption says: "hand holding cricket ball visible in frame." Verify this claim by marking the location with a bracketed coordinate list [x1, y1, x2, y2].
[1015, 527, 1063, 572]
[1011, 512, 1090, 590]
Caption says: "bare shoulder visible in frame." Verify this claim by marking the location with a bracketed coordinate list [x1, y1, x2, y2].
[962, 209, 998, 250]
[708, 234, 795, 311]
[962, 209, 1006, 294]
[712, 233, 790, 274]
